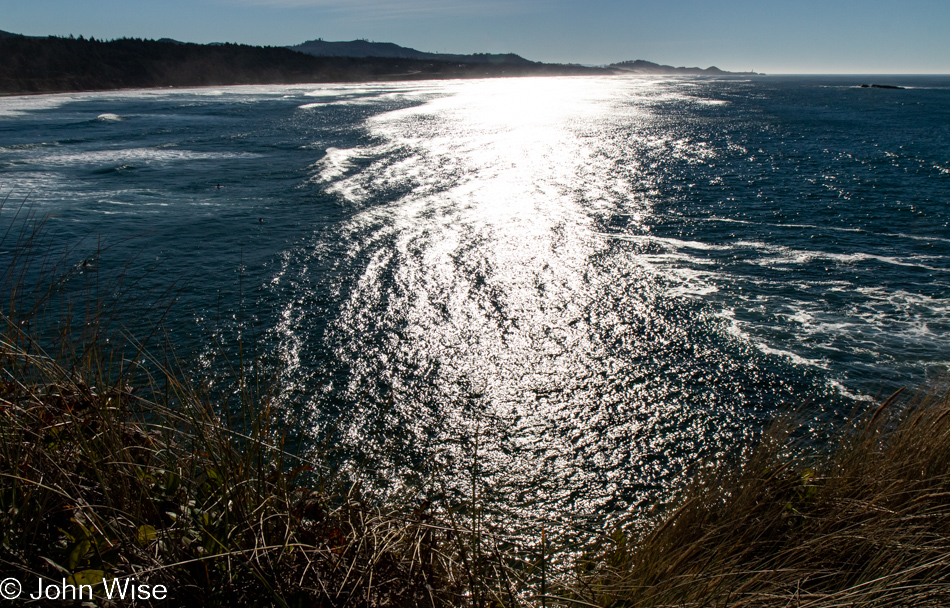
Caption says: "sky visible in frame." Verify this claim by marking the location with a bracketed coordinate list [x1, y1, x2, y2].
[3, 0, 949, 73]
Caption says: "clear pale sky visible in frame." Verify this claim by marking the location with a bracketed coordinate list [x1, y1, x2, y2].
[3, 0, 948, 73]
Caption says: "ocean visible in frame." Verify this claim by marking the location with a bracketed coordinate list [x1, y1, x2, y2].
[1, 74, 948, 531]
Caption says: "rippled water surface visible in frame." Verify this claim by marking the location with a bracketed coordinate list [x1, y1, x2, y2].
[2, 75, 948, 529]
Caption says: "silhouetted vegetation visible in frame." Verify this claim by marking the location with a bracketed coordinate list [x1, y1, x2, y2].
[0, 34, 607, 95]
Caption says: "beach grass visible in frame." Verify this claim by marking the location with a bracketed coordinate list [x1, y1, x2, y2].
[2, 204, 949, 606]
[565, 386, 950, 607]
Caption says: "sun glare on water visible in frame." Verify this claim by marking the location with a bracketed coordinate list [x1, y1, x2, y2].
[267, 76, 762, 534]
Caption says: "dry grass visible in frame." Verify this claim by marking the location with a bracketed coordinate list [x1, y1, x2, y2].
[568, 385, 950, 607]
[0, 333, 479, 606]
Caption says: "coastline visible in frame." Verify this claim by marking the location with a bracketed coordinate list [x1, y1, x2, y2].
[0, 70, 598, 99]
[0, 35, 608, 97]
[3, 69, 948, 607]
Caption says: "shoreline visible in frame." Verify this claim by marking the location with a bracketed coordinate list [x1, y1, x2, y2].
[0, 70, 602, 99]
[0, 34, 609, 98]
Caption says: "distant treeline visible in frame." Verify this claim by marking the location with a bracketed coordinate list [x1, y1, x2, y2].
[0, 35, 606, 95]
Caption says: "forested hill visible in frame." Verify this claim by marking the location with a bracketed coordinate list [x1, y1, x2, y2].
[288, 38, 534, 65]
[0, 34, 606, 95]
[610, 59, 758, 76]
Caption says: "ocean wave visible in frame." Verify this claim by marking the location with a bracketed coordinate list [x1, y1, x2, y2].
[0, 94, 92, 117]
[31, 147, 260, 167]
[755, 343, 829, 369]
[307, 145, 394, 185]
[706, 216, 950, 245]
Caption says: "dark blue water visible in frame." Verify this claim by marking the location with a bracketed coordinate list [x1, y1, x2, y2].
[1, 75, 948, 530]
